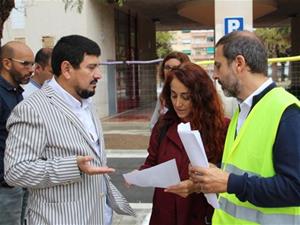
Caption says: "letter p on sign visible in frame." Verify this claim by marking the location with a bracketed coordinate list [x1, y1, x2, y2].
[224, 17, 244, 34]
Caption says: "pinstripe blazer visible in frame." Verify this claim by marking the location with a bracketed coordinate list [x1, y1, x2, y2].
[4, 84, 134, 225]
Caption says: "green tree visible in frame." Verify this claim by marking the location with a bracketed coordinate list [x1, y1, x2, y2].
[156, 31, 173, 58]
[255, 27, 290, 58]
[255, 27, 291, 82]
[63, 0, 125, 12]
[0, 0, 15, 46]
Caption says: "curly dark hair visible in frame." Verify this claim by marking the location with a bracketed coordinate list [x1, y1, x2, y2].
[160, 62, 226, 163]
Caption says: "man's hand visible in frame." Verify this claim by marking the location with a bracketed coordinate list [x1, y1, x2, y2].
[164, 179, 199, 198]
[77, 156, 115, 175]
[189, 165, 229, 193]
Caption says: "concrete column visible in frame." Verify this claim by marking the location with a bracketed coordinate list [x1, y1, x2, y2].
[214, 0, 253, 117]
[215, 0, 253, 42]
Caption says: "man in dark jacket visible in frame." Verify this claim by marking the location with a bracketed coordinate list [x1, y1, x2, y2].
[0, 41, 34, 225]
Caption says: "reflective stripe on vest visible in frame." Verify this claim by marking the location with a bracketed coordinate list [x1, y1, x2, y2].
[219, 197, 300, 225]
[214, 88, 300, 225]
[221, 163, 259, 177]
[220, 164, 300, 224]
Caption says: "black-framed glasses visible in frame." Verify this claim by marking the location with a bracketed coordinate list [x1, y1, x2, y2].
[8, 58, 35, 68]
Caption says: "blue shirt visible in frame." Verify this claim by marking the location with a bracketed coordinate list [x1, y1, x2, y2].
[0, 75, 23, 185]
[228, 83, 300, 207]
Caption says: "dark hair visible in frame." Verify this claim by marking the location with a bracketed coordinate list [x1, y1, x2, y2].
[52, 35, 101, 76]
[159, 51, 190, 81]
[216, 30, 268, 75]
[160, 62, 226, 163]
[35, 48, 52, 69]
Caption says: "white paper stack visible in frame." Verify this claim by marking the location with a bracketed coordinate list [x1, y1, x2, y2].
[123, 159, 180, 188]
[178, 122, 220, 209]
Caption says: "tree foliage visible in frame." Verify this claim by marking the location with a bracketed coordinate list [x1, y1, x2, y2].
[255, 27, 291, 58]
[63, 0, 125, 13]
[156, 31, 173, 58]
[0, 0, 15, 46]
[63, 0, 84, 13]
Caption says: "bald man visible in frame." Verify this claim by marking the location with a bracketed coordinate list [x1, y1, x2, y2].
[23, 47, 53, 98]
[0, 41, 34, 225]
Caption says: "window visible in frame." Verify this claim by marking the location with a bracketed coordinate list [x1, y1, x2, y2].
[42, 36, 55, 48]
[207, 47, 215, 54]
[11, 0, 25, 29]
[182, 49, 192, 55]
[194, 48, 207, 56]
[207, 36, 214, 42]
[182, 39, 191, 44]
[194, 38, 201, 44]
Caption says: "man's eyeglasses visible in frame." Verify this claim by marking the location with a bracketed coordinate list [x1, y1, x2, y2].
[8, 58, 35, 68]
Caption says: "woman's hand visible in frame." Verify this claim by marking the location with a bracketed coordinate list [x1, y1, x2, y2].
[164, 179, 199, 198]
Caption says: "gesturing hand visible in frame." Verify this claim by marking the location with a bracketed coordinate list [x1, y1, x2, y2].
[77, 156, 115, 175]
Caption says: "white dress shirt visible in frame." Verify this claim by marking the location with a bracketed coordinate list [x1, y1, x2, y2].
[237, 78, 273, 134]
[22, 79, 41, 99]
[48, 78, 113, 225]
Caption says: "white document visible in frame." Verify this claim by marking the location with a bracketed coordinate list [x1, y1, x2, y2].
[123, 159, 180, 188]
[178, 122, 220, 209]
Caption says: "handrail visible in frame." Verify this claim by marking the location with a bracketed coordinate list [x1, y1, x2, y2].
[195, 55, 300, 65]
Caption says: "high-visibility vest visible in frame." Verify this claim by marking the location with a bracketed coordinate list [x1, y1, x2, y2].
[213, 87, 300, 225]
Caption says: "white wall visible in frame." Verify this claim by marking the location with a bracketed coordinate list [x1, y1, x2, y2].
[214, 0, 253, 117]
[85, 0, 116, 118]
[3, 1, 87, 52]
[2, 0, 116, 118]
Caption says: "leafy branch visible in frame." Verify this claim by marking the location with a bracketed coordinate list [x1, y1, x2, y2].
[63, 0, 126, 13]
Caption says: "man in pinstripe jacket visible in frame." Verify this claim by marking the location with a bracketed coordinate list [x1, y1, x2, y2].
[4, 35, 134, 225]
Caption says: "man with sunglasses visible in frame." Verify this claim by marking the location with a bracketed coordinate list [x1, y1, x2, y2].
[0, 41, 34, 225]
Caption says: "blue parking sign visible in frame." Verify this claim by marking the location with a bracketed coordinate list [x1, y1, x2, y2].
[224, 17, 244, 34]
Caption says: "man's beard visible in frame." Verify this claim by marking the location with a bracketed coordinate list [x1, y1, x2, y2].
[218, 75, 240, 98]
[77, 79, 97, 99]
[78, 89, 95, 99]
[9, 67, 31, 85]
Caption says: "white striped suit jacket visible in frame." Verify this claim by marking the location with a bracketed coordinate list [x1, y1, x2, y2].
[4, 84, 134, 225]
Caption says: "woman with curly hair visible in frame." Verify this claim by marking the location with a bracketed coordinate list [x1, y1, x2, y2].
[140, 62, 229, 225]
[150, 51, 190, 129]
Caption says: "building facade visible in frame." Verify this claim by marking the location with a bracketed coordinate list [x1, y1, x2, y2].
[170, 30, 215, 62]
[2, 0, 157, 118]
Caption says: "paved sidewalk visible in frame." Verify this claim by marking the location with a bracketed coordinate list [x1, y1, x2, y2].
[112, 203, 152, 225]
[103, 106, 154, 225]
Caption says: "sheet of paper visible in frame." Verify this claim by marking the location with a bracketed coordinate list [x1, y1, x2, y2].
[178, 122, 220, 209]
[123, 159, 180, 188]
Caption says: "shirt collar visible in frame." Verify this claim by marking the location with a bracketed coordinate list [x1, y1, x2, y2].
[0, 75, 24, 93]
[239, 78, 273, 109]
[29, 79, 42, 89]
[48, 77, 91, 110]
